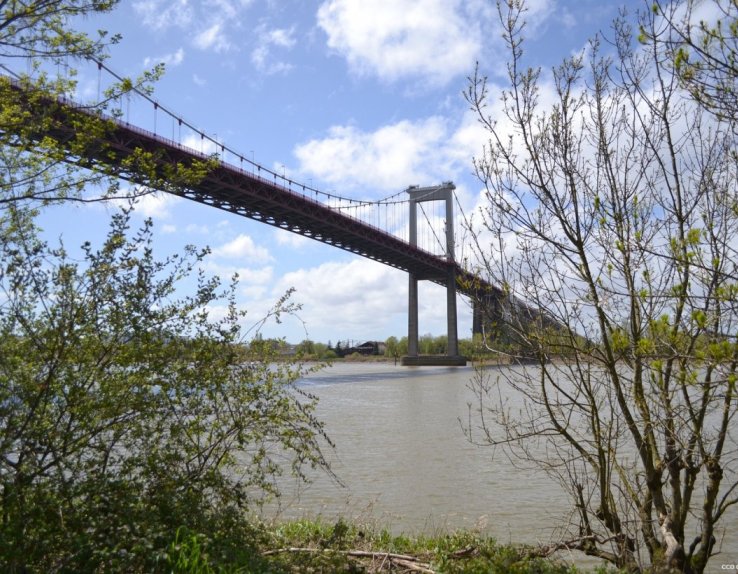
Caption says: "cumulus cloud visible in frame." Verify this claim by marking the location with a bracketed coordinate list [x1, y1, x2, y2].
[195, 22, 231, 52]
[275, 229, 310, 248]
[293, 108, 493, 195]
[294, 117, 453, 192]
[201, 259, 274, 284]
[126, 191, 181, 220]
[274, 259, 407, 336]
[316, 0, 492, 85]
[213, 233, 273, 263]
[180, 133, 218, 155]
[262, 258, 471, 341]
[290, 71, 578, 211]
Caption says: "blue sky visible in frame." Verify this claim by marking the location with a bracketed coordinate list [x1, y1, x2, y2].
[37, 0, 640, 345]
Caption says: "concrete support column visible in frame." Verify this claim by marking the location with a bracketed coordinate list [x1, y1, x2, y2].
[472, 297, 483, 336]
[408, 272, 419, 356]
[445, 191, 458, 357]
[407, 194, 419, 357]
[446, 268, 458, 356]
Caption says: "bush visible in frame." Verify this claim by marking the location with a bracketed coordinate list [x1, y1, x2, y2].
[0, 207, 333, 572]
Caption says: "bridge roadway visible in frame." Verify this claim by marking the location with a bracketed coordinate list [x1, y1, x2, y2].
[7, 79, 502, 302]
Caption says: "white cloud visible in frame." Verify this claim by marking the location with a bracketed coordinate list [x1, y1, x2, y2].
[275, 229, 310, 248]
[201, 260, 274, 285]
[242, 285, 267, 299]
[129, 191, 181, 220]
[522, 0, 557, 33]
[205, 0, 242, 20]
[143, 47, 185, 69]
[294, 118, 450, 191]
[236, 266, 274, 284]
[264, 258, 469, 341]
[162, 223, 178, 234]
[195, 22, 231, 52]
[267, 27, 297, 48]
[181, 133, 218, 155]
[251, 24, 297, 74]
[134, 0, 255, 53]
[213, 233, 273, 263]
[294, 111, 490, 193]
[275, 259, 407, 334]
[316, 0, 492, 85]
[133, 0, 193, 30]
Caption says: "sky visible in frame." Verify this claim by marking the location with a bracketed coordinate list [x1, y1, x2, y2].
[35, 0, 643, 345]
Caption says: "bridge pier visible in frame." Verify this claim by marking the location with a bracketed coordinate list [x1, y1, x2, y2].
[402, 183, 465, 367]
[473, 293, 500, 337]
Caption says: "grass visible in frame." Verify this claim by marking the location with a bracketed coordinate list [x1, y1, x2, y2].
[237, 517, 582, 573]
[159, 516, 629, 573]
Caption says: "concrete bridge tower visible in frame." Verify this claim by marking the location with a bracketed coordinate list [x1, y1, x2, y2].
[402, 182, 466, 366]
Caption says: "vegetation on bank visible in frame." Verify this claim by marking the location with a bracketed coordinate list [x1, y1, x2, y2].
[283, 334, 511, 363]
[160, 517, 583, 574]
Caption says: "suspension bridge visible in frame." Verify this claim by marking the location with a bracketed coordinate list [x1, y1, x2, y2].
[2, 64, 508, 366]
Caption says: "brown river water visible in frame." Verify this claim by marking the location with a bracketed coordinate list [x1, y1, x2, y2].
[260, 362, 738, 571]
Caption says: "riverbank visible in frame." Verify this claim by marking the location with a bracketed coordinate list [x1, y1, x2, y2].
[169, 518, 582, 573]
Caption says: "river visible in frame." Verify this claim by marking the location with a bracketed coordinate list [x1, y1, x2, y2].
[260, 361, 737, 570]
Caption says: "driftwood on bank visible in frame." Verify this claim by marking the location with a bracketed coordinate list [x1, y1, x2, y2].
[262, 547, 436, 572]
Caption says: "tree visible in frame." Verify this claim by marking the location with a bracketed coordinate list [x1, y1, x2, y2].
[397, 336, 409, 357]
[649, 0, 738, 123]
[464, 1, 738, 572]
[458, 334, 486, 360]
[0, 207, 333, 571]
[0, 1, 118, 61]
[384, 335, 400, 359]
[313, 342, 329, 359]
[419, 333, 447, 355]
[296, 339, 316, 356]
[0, 1, 206, 209]
[0, 3, 334, 570]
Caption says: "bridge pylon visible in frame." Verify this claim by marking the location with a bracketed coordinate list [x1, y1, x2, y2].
[402, 182, 466, 367]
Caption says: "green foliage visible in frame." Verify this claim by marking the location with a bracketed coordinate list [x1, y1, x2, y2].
[165, 528, 216, 574]
[0, 3, 338, 572]
[0, 1, 120, 62]
[261, 519, 577, 574]
[384, 335, 408, 358]
[0, 208, 333, 572]
[419, 333, 448, 354]
[655, 0, 738, 122]
[294, 340, 332, 360]
[0, 0, 214, 210]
